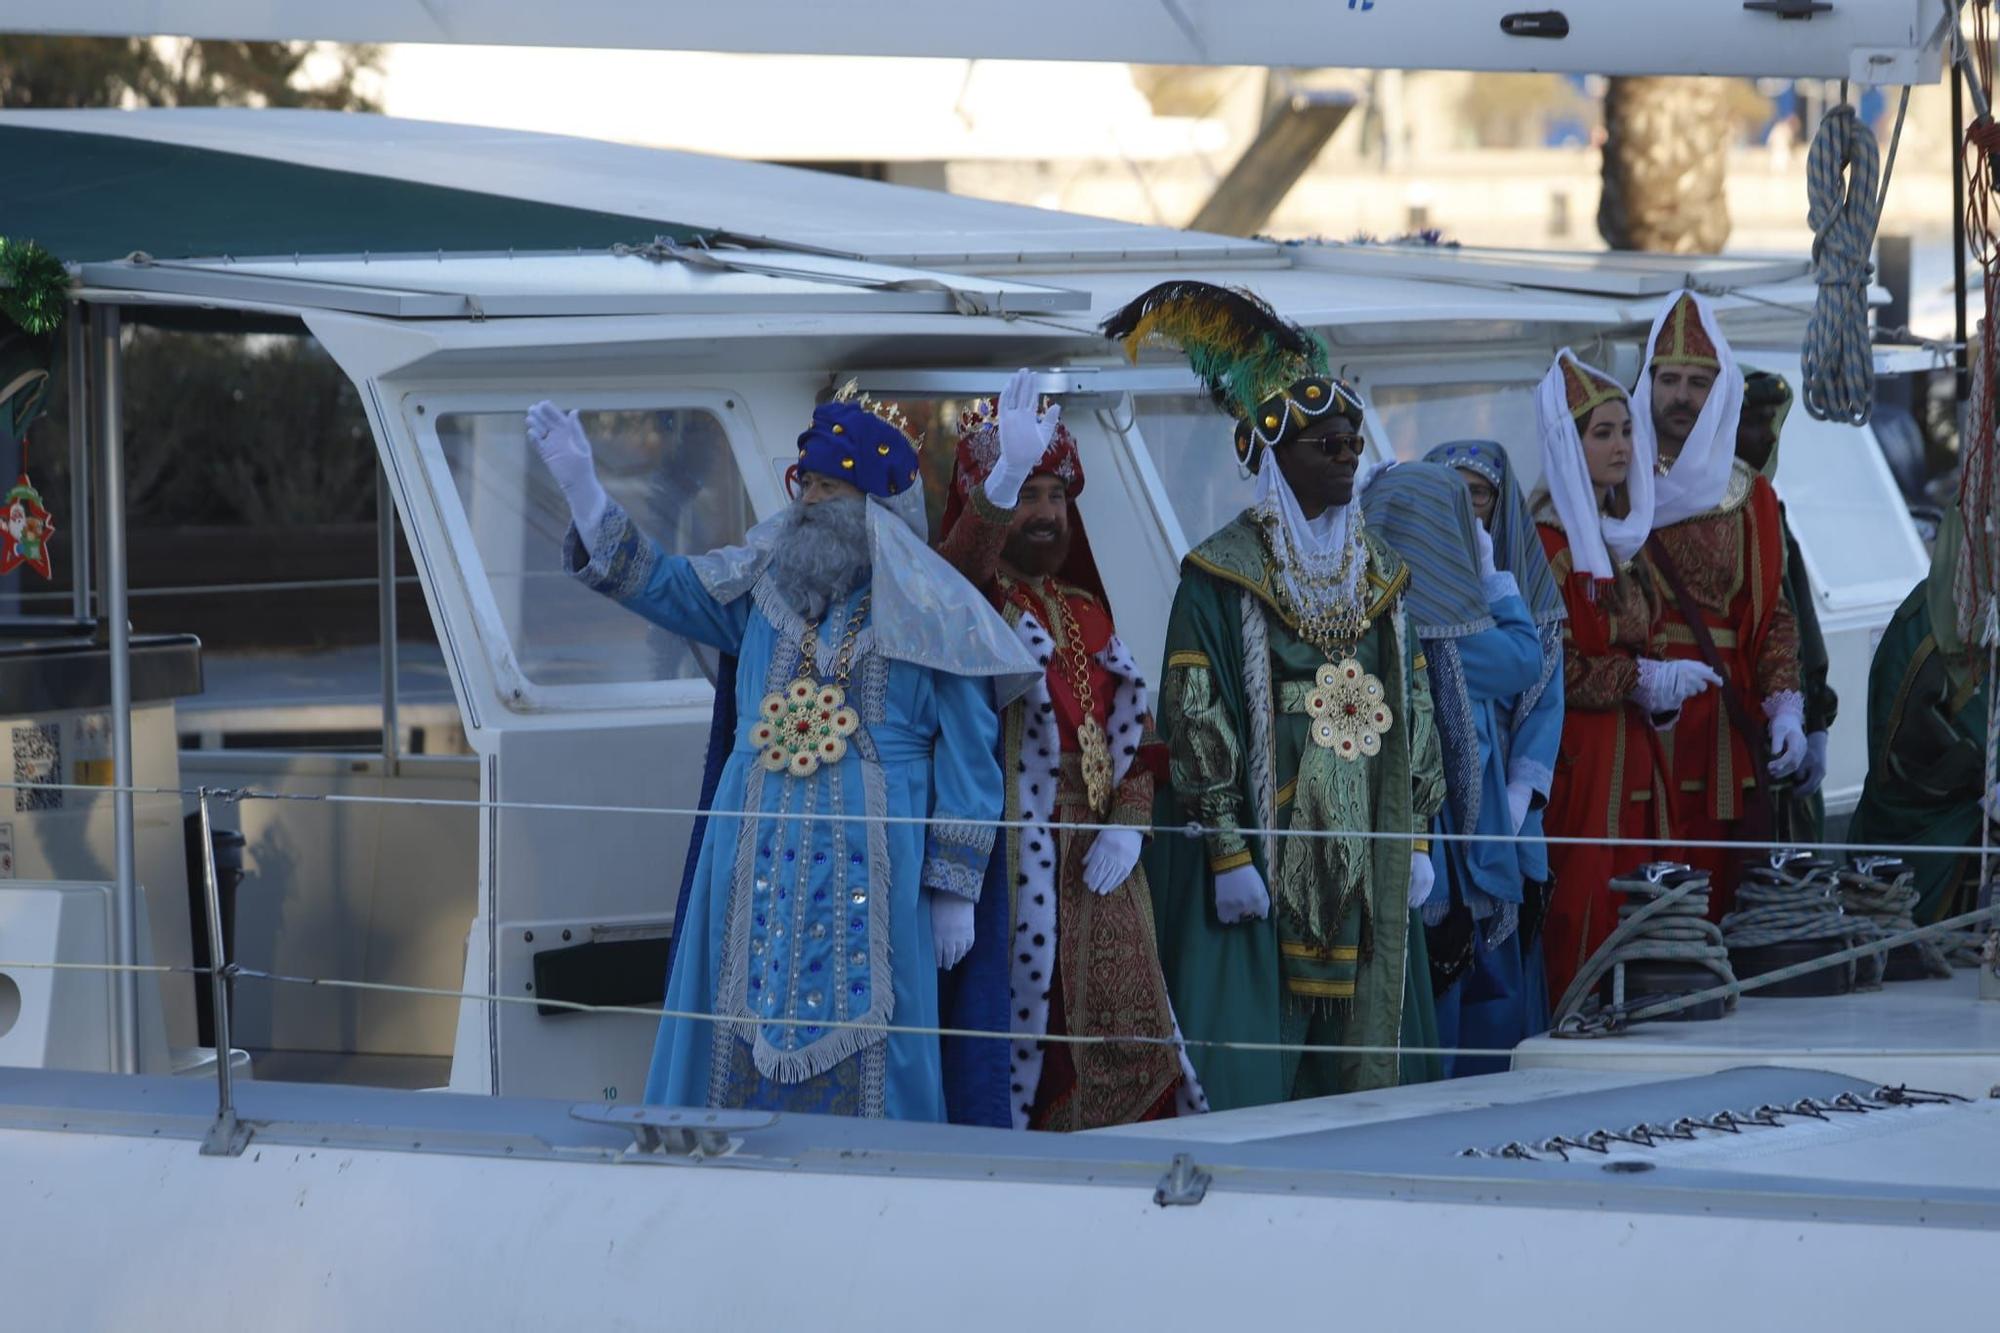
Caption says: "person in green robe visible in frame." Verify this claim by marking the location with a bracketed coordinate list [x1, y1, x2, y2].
[1849, 504, 1991, 923]
[1103, 282, 1446, 1108]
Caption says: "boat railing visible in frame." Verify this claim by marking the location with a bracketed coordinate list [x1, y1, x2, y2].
[0, 776, 1995, 1158]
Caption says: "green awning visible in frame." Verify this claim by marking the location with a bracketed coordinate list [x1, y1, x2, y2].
[1, 126, 706, 263]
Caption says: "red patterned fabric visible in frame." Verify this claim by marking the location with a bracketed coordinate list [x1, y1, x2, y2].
[1647, 475, 1801, 916]
[939, 399, 1107, 605]
[1537, 523, 1678, 1001]
[1651, 292, 1722, 369]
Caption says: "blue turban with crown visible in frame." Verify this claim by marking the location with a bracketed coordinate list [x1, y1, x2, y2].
[794, 393, 922, 501]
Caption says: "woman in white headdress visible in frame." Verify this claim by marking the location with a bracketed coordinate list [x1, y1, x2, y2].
[1530, 350, 1711, 1000]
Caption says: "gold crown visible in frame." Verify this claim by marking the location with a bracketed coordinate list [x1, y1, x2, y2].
[955, 393, 1056, 438]
[834, 380, 921, 449]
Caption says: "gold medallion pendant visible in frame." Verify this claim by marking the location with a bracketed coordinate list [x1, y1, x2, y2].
[1078, 716, 1115, 815]
[1305, 659, 1393, 761]
[751, 679, 861, 779]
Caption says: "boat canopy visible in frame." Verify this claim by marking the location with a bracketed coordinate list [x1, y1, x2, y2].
[0, 0, 1954, 82]
[0, 109, 1269, 268]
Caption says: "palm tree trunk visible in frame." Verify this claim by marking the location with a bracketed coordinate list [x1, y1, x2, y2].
[1598, 76, 1733, 253]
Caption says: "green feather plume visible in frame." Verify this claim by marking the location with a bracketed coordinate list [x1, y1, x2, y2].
[1099, 280, 1327, 418]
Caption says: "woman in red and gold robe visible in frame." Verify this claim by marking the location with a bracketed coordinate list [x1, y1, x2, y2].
[1531, 351, 1686, 1002]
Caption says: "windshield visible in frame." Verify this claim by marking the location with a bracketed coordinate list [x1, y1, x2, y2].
[1369, 379, 1545, 482]
[434, 407, 754, 687]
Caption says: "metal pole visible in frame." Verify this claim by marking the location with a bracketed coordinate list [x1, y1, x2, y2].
[196, 788, 250, 1156]
[1955, 59, 1970, 413]
[93, 304, 139, 1075]
[64, 303, 91, 622]
[377, 462, 400, 773]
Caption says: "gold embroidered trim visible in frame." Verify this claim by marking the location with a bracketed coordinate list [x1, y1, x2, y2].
[1183, 551, 1410, 639]
[1209, 849, 1253, 873]
[1167, 649, 1212, 671]
[1281, 941, 1360, 963]
[1410, 838, 1430, 854]
[967, 481, 1015, 525]
[1660, 623, 1739, 649]
[1286, 978, 1357, 998]
[1881, 633, 1936, 767]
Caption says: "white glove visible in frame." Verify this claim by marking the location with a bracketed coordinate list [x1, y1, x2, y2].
[1212, 863, 1270, 925]
[1082, 827, 1143, 896]
[1632, 657, 1723, 716]
[1764, 691, 1809, 779]
[931, 893, 976, 970]
[527, 400, 610, 541]
[1407, 851, 1436, 911]
[1505, 780, 1535, 835]
[985, 368, 1063, 510]
[1473, 522, 1497, 579]
[1795, 730, 1830, 798]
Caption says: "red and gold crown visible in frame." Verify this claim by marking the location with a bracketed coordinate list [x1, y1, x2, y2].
[953, 396, 1084, 499]
[1560, 353, 1625, 422]
[1650, 292, 1721, 370]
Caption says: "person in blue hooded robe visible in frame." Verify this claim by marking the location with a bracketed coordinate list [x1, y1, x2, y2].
[1363, 459, 1553, 1077]
[1420, 441, 1567, 1071]
[527, 391, 1037, 1121]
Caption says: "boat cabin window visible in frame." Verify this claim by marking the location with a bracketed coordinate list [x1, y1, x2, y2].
[434, 407, 754, 686]
[1132, 394, 1257, 546]
[1369, 380, 1544, 486]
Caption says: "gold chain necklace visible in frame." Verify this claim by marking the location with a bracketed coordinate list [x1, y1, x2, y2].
[749, 594, 870, 778]
[1002, 573, 1114, 815]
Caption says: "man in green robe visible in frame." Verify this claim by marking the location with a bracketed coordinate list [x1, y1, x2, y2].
[1103, 282, 1445, 1108]
[1849, 507, 1990, 923]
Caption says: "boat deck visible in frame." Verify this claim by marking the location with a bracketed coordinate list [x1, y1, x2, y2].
[1514, 972, 2000, 1098]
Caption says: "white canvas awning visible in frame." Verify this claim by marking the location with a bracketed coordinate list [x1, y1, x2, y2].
[0, 0, 1952, 82]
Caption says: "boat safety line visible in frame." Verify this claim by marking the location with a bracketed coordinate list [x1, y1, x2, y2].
[7, 778, 1998, 862]
[0, 954, 1990, 1065]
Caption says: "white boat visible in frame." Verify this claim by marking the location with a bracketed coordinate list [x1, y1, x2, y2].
[0, 5, 1995, 1327]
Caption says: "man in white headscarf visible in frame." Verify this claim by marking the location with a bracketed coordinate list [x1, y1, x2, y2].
[1101, 281, 1445, 1106]
[1634, 290, 1804, 917]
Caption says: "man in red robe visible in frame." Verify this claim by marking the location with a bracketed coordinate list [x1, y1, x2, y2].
[1635, 292, 1805, 915]
[933, 371, 1198, 1130]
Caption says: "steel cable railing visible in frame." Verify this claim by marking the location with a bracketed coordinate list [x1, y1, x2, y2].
[2, 775, 1996, 1156]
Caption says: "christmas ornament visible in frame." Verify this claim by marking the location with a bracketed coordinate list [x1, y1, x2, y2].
[0, 473, 53, 580]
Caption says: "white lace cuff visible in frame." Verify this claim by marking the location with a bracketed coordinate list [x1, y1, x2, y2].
[1761, 689, 1805, 725]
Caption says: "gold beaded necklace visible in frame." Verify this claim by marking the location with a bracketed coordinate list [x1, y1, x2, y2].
[1258, 514, 1373, 659]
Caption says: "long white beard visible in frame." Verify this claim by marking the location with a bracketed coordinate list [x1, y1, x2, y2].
[767, 495, 872, 622]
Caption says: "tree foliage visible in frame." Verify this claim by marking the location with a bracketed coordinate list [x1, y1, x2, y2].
[0, 36, 380, 110]
[4, 36, 385, 531]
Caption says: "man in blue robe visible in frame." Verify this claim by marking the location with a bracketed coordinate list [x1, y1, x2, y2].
[527, 391, 1036, 1121]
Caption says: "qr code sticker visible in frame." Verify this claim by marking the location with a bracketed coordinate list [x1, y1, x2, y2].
[14, 723, 62, 813]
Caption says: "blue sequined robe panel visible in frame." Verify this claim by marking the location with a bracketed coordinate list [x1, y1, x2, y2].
[569, 503, 1000, 1121]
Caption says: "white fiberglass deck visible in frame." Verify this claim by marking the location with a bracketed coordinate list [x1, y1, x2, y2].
[1514, 973, 2000, 1099]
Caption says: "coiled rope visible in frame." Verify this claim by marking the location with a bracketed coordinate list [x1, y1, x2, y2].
[1837, 859, 1951, 983]
[1802, 102, 1885, 425]
[1721, 853, 1859, 948]
[1553, 865, 1737, 1029]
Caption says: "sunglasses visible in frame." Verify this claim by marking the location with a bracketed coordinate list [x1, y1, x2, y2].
[1299, 431, 1366, 459]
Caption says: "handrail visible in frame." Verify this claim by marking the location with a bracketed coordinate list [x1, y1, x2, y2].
[2, 774, 1995, 861]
